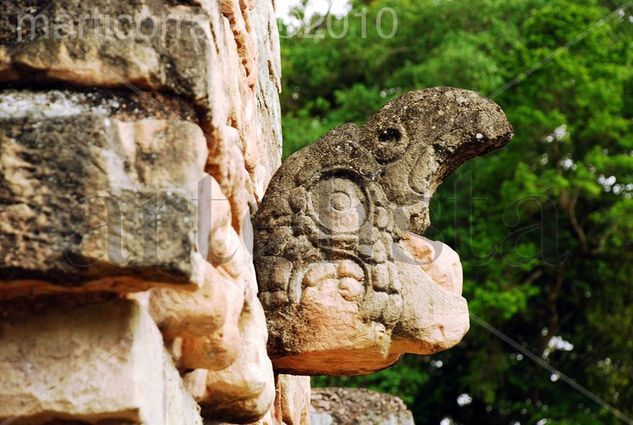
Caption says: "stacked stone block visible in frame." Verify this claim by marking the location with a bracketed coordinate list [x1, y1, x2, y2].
[0, 0, 288, 423]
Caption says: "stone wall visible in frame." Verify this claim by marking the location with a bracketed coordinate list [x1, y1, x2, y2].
[0, 0, 293, 423]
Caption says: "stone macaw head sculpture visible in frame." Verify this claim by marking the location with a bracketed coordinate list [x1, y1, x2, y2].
[254, 87, 513, 375]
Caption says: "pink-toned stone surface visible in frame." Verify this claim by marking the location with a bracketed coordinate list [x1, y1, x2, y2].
[274, 375, 312, 425]
[207, 375, 311, 425]
[202, 0, 282, 232]
[148, 175, 245, 371]
[264, 235, 470, 375]
[147, 0, 282, 420]
[184, 283, 275, 423]
[399, 232, 463, 296]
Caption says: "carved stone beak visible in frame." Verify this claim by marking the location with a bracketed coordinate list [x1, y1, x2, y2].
[380, 87, 514, 235]
[408, 88, 514, 196]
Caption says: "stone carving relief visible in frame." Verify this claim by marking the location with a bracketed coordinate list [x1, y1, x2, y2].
[254, 87, 514, 375]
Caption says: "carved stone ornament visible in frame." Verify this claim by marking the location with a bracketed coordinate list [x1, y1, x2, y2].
[254, 87, 513, 375]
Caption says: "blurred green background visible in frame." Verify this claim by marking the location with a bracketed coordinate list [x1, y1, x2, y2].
[278, 0, 633, 424]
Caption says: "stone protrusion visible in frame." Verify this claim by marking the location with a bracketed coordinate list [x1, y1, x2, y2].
[148, 175, 251, 372]
[209, 375, 311, 425]
[254, 87, 513, 375]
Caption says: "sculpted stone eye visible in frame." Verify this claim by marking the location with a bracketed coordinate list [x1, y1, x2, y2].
[378, 127, 402, 144]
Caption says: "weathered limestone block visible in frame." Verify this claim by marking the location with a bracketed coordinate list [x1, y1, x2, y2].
[251, 0, 283, 185]
[184, 284, 275, 424]
[0, 1, 282, 424]
[254, 87, 513, 375]
[0, 1, 212, 103]
[310, 388, 414, 425]
[0, 298, 203, 425]
[207, 0, 282, 195]
[0, 0, 283, 235]
[0, 90, 210, 298]
[202, 0, 282, 230]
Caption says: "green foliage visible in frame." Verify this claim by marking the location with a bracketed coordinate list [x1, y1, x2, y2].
[280, 0, 633, 423]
